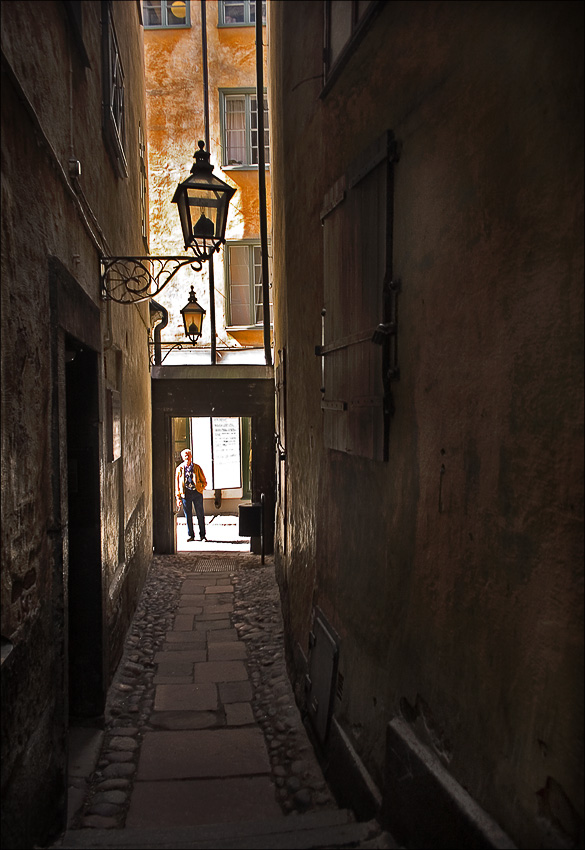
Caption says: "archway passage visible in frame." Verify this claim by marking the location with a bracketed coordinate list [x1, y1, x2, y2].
[151, 365, 275, 556]
[172, 415, 252, 552]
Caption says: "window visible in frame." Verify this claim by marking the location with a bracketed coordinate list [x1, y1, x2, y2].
[139, 123, 148, 245]
[323, 1, 383, 91]
[102, 2, 127, 177]
[220, 90, 269, 167]
[219, 1, 266, 26]
[63, 0, 91, 67]
[143, 0, 190, 28]
[225, 241, 273, 327]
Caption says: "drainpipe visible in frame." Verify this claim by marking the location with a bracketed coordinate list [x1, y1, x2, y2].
[256, 0, 272, 367]
[150, 300, 168, 366]
[201, 0, 216, 365]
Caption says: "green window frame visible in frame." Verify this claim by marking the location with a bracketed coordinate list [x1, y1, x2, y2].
[218, 1, 266, 27]
[225, 241, 273, 328]
[220, 89, 269, 168]
[143, 0, 191, 28]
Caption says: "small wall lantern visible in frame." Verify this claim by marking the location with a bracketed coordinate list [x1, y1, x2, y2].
[181, 286, 206, 343]
[172, 141, 236, 263]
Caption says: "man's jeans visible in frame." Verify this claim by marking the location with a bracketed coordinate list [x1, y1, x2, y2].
[181, 488, 205, 539]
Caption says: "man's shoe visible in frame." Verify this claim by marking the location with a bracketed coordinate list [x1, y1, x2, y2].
[187, 536, 195, 542]
[201, 536, 207, 542]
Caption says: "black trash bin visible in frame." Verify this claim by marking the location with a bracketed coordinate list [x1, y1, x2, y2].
[238, 502, 262, 537]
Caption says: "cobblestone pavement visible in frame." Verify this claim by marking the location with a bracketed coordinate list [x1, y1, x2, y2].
[66, 552, 339, 833]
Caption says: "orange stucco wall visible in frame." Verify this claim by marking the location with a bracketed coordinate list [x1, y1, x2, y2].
[144, 2, 271, 348]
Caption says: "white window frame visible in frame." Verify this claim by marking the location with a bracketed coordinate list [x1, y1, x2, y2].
[143, 0, 191, 29]
[220, 88, 269, 168]
[225, 240, 273, 329]
[218, 1, 266, 27]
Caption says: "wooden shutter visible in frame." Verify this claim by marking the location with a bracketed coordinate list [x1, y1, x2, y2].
[320, 130, 398, 461]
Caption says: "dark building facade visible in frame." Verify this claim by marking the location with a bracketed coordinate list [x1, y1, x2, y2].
[1, 2, 153, 847]
[268, 2, 583, 848]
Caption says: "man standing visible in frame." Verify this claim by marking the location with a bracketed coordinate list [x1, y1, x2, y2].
[175, 448, 207, 541]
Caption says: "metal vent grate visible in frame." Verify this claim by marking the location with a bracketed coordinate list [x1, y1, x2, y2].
[190, 559, 240, 573]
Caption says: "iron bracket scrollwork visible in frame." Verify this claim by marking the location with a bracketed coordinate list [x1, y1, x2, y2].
[100, 256, 203, 304]
[148, 341, 187, 367]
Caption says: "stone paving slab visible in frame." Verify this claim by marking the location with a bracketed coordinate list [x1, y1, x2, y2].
[225, 702, 255, 725]
[149, 711, 219, 731]
[164, 632, 207, 644]
[193, 660, 248, 683]
[197, 611, 232, 621]
[204, 585, 234, 594]
[155, 660, 194, 677]
[154, 683, 217, 712]
[218, 681, 253, 703]
[182, 581, 219, 594]
[173, 614, 195, 630]
[136, 728, 271, 780]
[208, 641, 247, 661]
[126, 776, 283, 828]
[57, 811, 391, 849]
[206, 628, 239, 642]
[154, 649, 207, 663]
[197, 602, 234, 614]
[178, 594, 206, 605]
[202, 619, 236, 630]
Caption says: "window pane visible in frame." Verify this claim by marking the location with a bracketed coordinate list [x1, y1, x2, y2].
[250, 1, 266, 24]
[225, 97, 246, 165]
[224, 2, 245, 23]
[250, 97, 269, 165]
[228, 245, 251, 325]
[144, 1, 162, 26]
[166, 0, 187, 25]
[253, 246, 272, 324]
[330, 0, 353, 65]
[253, 245, 263, 323]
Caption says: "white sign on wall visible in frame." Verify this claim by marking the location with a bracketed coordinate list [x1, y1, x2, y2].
[190, 417, 241, 490]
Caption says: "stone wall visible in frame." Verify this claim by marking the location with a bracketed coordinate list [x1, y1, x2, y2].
[1, 2, 153, 846]
[268, 2, 584, 847]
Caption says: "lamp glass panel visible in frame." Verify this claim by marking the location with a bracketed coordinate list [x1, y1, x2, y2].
[183, 305, 204, 336]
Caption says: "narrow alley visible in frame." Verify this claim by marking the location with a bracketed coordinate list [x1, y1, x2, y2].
[2, 3, 582, 849]
[48, 545, 396, 850]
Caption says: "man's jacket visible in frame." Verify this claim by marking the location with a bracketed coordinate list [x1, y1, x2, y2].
[175, 462, 207, 498]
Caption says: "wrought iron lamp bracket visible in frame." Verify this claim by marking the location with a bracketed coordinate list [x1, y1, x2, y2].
[148, 340, 186, 367]
[100, 256, 203, 304]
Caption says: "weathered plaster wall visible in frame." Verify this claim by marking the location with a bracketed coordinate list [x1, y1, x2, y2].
[144, 1, 271, 349]
[268, 2, 583, 848]
[1, 2, 152, 846]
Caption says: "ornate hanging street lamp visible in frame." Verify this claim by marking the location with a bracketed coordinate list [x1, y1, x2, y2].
[181, 286, 206, 343]
[100, 142, 235, 315]
[172, 141, 236, 263]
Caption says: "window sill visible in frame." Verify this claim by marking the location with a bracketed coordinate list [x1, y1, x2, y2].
[218, 23, 265, 29]
[226, 326, 273, 346]
[144, 25, 191, 30]
[222, 165, 270, 171]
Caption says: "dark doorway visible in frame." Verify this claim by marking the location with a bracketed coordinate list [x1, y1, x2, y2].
[65, 339, 104, 719]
